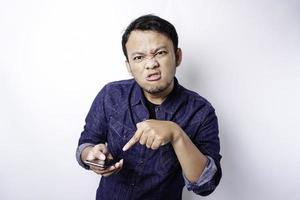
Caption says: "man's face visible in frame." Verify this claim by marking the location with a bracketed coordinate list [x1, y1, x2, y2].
[125, 30, 181, 96]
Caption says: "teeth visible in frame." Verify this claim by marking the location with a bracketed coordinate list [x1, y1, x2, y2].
[149, 73, 158, 77]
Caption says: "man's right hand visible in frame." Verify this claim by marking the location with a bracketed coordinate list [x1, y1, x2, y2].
[81, 143, 123, 177]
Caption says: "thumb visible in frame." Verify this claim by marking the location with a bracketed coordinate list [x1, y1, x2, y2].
[92, 144, 107, 160]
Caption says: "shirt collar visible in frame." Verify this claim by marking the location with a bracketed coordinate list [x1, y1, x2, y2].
[159, 77, 183, 114]
[131, 77, 183, 115]
[131, 81, 144, 106]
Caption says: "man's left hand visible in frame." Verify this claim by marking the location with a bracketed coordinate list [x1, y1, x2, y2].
[122, 120, 181, 151]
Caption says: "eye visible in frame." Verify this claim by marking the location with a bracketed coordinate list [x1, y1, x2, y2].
[155, 50, 167, 57]
[133, 55, 143, 62]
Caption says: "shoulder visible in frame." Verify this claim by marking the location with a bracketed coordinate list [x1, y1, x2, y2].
[180, 85, 214, 110]
[98, 79, 136, 107]
[104, 79, 135, 90]
[98, 79, 136, 96]
[177, 85, 217, 125]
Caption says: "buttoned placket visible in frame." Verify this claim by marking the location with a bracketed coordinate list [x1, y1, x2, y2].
[129, 103, 149, 197]
[155, 106, 160, 117]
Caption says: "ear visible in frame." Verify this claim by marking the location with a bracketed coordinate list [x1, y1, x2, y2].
[175, 48, 182, 67]
[125, 60, 132, 76]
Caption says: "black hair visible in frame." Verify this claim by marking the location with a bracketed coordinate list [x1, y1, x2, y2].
[122, 14, 178, 61]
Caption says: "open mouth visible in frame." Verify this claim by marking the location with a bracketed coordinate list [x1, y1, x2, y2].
[146, 72, 161, 81]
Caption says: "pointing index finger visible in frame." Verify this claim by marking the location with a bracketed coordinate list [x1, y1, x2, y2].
[122, 128, 143, 151]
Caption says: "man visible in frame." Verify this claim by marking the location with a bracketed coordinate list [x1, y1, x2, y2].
[76, 14, 222, 199]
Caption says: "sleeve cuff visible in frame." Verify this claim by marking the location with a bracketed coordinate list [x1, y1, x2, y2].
[76, 143, 95, 169]
[184, 156, 217, 190]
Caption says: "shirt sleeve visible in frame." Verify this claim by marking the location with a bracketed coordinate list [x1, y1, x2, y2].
[184, 156, 217, 193]
[76, 85, 109, 168]
[190, 104, 222, 196]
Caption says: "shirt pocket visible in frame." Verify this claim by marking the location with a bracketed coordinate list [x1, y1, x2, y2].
[107, 116, 137, 159]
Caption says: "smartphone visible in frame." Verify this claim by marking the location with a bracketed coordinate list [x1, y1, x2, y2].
[84, 159, 118, 168]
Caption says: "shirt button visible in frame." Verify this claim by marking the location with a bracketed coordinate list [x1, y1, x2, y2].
[140, 160, 144, 164]
[131, 183, 135, 187]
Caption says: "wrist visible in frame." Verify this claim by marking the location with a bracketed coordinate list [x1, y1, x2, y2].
[170, 121, 183, 144]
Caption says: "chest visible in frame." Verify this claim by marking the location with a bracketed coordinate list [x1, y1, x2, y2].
[105, 104, 199, 176]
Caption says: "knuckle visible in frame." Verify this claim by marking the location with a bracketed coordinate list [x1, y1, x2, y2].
[156, 135, 163, 141]
[149, 129, 156, 135]
[145, 123, 151, 129]
[95, 144, 103, 151]
[133, 136, 139, 142]
[96, 143, 104, 148]
[91, 148, 96, 154]
[137, 122, 145, 129]
[142, 121, 149, 128]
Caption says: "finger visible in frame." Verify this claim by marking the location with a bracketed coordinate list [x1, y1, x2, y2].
[102, 160, 124, 176]
[85, 147, 97, 161]
[88, 145, 105, 161]
[86, 144, 107, 161]
[90, 158, 122, 172]
[102, 170, 116, 177]
[94, 143, 108, 154]
[146, 136, 154, 149]
[86, 150, 105, 161]
[114, 159, 124, 168]
[151, 139, 162, 150]
[90, 165, 106, 173]
[91, 164, 116, 173]
[106, 153, 114, 160]
[112, 168, 121, 175]
[94, 159, 124, 176]
[122, 128, 143, 151]
[113, 159, 124, 174]
[94, 144, 108, 159]
[139, 132, 148, 145]
[90, 149, 106, 161]
[100, 165, 117, 176]
[94, 168, 115, 176]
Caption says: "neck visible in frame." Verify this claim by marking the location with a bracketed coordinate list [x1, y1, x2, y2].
[143, 81, 174, 105]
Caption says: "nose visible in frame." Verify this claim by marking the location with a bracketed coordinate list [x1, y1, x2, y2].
[145, 57, 159, 70]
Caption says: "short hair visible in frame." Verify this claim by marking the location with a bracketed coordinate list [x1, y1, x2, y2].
[122, 14, 179, 61]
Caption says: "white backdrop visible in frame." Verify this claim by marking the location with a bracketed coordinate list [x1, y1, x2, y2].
[1, 0, 300, 199]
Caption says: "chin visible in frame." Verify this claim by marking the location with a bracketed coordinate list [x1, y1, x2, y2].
[139, 78, 173, 94]
[146, 88, 164, 94]
[144, 83, 169, 94]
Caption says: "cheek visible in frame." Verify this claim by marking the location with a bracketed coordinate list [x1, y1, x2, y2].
[161, 56, 176, 69]
[130, 65, 142, 73]
[130, 67, 145, 79]
[162, 60, 176, 74]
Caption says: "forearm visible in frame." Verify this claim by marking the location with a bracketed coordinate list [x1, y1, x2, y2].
[171, 123, 208, 183]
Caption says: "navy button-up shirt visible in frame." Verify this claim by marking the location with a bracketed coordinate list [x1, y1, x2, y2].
[77, 78, 222, 199]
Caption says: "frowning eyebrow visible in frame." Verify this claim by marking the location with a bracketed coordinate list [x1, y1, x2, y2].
[130, 46, 168, 57]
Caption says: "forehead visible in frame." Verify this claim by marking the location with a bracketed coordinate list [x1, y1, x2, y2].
[126, 30, 173, 52]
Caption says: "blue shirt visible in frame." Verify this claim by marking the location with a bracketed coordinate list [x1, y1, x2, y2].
[76, 78, 222, 199]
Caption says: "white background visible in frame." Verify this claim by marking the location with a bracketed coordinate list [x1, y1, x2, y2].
[1, 0, 300, 199]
